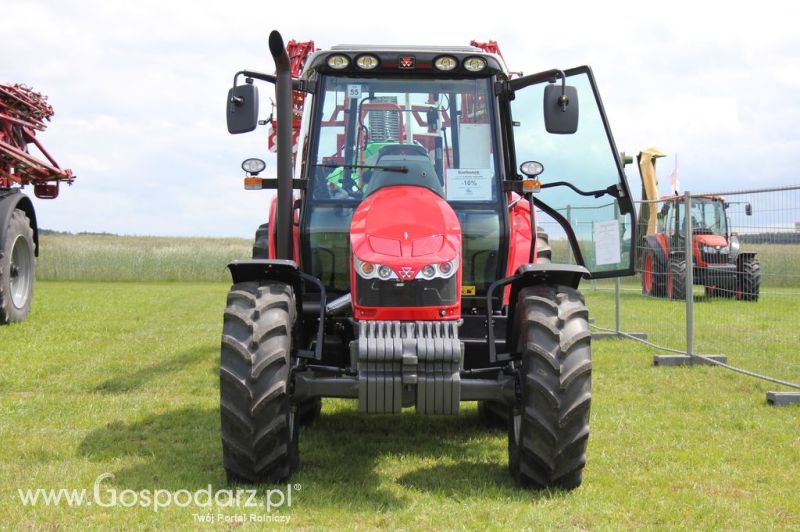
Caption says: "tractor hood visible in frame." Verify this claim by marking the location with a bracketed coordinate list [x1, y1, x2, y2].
[695, 234, 728, 248]
[350, 185, 461, 279]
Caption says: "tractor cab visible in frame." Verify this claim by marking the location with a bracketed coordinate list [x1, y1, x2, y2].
[292, 47, 636, 311]
[659, 195, 729, 238]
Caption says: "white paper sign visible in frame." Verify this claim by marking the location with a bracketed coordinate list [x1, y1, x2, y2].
[594, 220, 621, 266]
[347, 84, 361, 100]
[446, 168, 493, 201]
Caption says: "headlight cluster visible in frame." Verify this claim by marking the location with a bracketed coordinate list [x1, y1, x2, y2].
[354, 257, 398, 280]
[415, 257, 458, 280]
[702, 245, 729, 254]
[354, 256, 459, 281]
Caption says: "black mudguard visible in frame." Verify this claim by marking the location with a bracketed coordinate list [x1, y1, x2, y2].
[0, 190, 39, 256]
[226, 259, 326, 360]
[486, 263, 590, 363]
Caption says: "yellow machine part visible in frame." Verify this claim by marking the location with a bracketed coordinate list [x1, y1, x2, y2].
[637, 147, 666, 236]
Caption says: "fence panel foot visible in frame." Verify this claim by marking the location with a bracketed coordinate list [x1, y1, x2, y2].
[766, 392, 800, 406]
[653, 354, 728, 366]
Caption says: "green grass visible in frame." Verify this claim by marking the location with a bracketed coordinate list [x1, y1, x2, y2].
[1, 281, 798, 529]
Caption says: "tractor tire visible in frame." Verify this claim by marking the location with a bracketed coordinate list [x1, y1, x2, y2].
[0, 209, 35, 324]
[641, 249, 666, 298]
[251, 224, 322, 426]
[252, 223, 269, 259]
[220, 281, 299, 484]
[478, 227, 552, 428]
[508, 284, 591, 490]
[535, 227, 552, 264]
[736, 256, 761, 302]
[669, 259, 687, 300]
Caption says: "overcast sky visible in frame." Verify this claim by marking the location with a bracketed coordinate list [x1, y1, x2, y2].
[2, 0, 798, 237]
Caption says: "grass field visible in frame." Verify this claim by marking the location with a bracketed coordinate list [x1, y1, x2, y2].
[0, 281, 798, 529]
[0, 235, 797, 529]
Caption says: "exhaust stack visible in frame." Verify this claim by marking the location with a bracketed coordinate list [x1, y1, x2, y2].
[269, 30, 293, 261]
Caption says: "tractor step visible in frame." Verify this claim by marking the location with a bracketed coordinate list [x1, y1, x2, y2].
[653, 354, 728, 366]
[766, 392, 800, 406]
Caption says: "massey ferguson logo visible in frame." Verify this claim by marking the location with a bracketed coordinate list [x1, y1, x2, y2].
[399, 267, 414, 280]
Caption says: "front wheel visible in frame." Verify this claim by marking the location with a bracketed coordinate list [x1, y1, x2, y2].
[736, 256, 760, 302]
[0, 209, 35, 324]
[220, 281, 299, 484]
[669, 259, 687, 300]
[508, 285, 592, 490]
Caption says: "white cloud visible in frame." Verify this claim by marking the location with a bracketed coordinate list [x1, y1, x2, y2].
[2, 0, 798, 236]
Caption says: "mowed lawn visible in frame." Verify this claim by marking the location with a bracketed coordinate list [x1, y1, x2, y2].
[1, 281, 798, 529]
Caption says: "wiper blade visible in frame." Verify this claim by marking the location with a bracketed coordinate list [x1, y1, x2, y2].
[313, 163, 408, 173]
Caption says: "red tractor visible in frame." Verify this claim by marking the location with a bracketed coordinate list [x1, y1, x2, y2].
[636, 148, 759, 301]
[0, 84, 74, 324]
[640, 194, 760, 300]
[220, 31, 636, 490]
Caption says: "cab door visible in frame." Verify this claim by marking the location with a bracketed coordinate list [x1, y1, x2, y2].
[503, 66, 636, 278]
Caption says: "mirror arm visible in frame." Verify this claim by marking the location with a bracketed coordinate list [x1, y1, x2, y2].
[232, 70, 313, 92]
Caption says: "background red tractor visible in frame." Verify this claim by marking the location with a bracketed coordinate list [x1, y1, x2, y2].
[637, 149, 760, 300]
[220, 31, 637, 490]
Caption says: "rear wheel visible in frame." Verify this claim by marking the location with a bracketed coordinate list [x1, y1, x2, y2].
[736, 256, 760, 301]
[252, 223, 269, 259]
[535, 227, 551, 264]
[641, 250, 666, 297]
[0, 209, 35, 324]
[220, 281, 299, 484]
[508, 285, 591, 490]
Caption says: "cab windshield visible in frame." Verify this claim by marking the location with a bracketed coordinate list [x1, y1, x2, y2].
[674, 198, 729, 236]
[310, 76, 499, 202]
[304, 75, 504, 294]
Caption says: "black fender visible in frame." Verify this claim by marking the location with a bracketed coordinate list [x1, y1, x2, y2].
[226, 259, 326, 360]
[486, 263, 590, 363]
[0, 190, 39, 256]
[736, 252, 757, 270]
[642, 234, 667, 268]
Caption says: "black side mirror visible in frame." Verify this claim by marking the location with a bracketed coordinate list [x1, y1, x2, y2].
[543, 83, 578, 134]
[745, 203, 752, 216]
[227, 83, 259, 134]
[660, 203, 670, 216]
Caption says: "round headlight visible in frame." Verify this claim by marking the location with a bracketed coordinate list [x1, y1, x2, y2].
[463, 56, 487, 72]
[360, 261, 374, 276]
[378, 265, 393, 279]
[241, 158, 266, 175]
[434, 56, 458, 71]
[355, 54, 379, 70]
[421, 265, 436, 279]
[520, 160, 544, 177]
[438, 261, 452, 275]
[327, 54, 350, 70]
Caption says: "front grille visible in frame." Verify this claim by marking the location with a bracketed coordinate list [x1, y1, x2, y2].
[356, 276, 457, 307]
[701, 251, 730, 265]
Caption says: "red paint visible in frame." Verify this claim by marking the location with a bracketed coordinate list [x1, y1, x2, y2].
[266, 194, 301, 266]
[505, 192, 534, 304]
[350, 186, 461, 320]
[643, 254, 653, 293]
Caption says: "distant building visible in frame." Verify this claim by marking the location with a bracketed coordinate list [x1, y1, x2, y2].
[796, 222, 800, 232]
